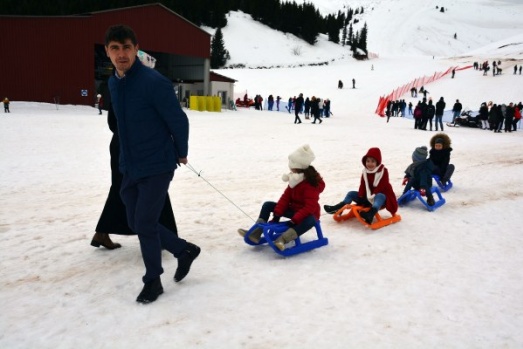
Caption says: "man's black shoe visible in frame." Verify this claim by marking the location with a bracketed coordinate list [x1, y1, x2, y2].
[136, 277, 163, 304]
[174, 242, 201, 282]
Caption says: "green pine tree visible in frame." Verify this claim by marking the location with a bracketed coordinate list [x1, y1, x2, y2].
[358, 22, 368, 55]
[210, 27, 230, 69]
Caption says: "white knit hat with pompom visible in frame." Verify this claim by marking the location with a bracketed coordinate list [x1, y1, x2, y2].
[288, 144, 315, 170]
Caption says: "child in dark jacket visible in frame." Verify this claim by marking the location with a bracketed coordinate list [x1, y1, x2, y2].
[324, 147, 398, 224]
[403, 146, 435, 206]
[238, 145, 325, 251]
[429, 133, 455, 185]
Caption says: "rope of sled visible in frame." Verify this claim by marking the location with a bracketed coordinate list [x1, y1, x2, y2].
[184, 163, 255, 222]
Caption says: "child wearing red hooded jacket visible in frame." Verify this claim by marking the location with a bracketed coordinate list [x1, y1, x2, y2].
[324, 147, 398, 224]
[238, 144, 325, 251]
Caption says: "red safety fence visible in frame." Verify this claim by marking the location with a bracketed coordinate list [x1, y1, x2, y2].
[375, 65, 473, 116]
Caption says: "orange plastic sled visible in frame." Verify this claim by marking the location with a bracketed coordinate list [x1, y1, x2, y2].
[333, 204, 401, 230]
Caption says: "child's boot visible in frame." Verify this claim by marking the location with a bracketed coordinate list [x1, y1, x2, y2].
[359, 207, 377, 224]
[323, 202, 346, 214]
[441, 164, 455, 184]
[237, 218, 266, 243]
[273, 228, 298, 251]
[426, 192, 435, 206]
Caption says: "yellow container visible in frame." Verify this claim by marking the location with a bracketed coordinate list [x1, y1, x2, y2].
[188, 96, 221, 112]
[213, 97, 222, 112]
[189, 96, 198, 111]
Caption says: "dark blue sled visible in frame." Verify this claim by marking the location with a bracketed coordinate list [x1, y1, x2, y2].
[243, 221, 328, 257]
[432, 175, 453, 192]
[397, 186, 446, 211]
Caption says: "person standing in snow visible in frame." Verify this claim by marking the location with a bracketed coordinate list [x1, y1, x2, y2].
[3, 97, 10, 113]
[512, 104, 521, 131]
[323, 147, 398, 224]
[479, 102, 489, 130]
[504, 102, 515, 133]
[304, 97, 311, 119]
[92, 102, 179, 250]
[310, 96, 322, 124]
[451, 99, 462, 124]
[413, 101, 423, 129]
[96, 94, 103, 115]
[267, 94, 274, 111]
[105, 24, 200, 304]
[238, 145, 325, 251]
[494, 104, 505, 133]
[435, 97, 445, 131]
[324, 98, 332, 117]
[424, 98, 436, 131]
[419, 98, 429, 130]
[294, 93, 304, 124]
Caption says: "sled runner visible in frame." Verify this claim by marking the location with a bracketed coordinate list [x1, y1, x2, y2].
[243, 221, 328, 257]
[333, 204, 401, 230]
[397, 186, 446, 211]
[432, 175, 453, 192]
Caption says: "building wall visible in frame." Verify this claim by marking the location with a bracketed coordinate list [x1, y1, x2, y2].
[210, 81, 234, 107]
[1, 17, 94, 105]
[0, 4, 211, 106]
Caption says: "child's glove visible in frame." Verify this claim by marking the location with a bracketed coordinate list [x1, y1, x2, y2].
[402, 177, 409, 186]
[419, 188, 426, 196]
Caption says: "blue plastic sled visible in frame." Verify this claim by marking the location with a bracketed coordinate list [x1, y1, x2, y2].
[397, 186, 446, 211]
[432, 175, 453, 192]
[243, 221, 328, 257]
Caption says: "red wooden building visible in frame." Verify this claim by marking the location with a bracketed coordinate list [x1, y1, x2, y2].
[0, 3, 211, 106]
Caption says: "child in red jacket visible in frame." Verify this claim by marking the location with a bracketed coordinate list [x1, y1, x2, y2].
[238, 144, 325, 251]
[324, 147, 398, 224]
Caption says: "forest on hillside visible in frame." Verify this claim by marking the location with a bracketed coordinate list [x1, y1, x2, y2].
[2, 0, 368, 53]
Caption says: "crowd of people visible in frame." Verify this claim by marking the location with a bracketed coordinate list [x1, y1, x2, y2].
[389, 87, 521, 133]
[468, 101, 522, 132]
[473, 60, 522, 76]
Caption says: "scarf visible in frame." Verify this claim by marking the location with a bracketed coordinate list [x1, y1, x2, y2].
[363, 164, 384, 203]
[282, 172, 305, 188]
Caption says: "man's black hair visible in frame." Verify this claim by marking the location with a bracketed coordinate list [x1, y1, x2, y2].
[105, 25, 137, 46]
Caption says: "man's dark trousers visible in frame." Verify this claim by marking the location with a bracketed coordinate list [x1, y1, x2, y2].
[121, 171, 187, 283]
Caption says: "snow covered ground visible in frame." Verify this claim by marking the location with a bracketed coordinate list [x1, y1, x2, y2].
[1, 0, 523, 348]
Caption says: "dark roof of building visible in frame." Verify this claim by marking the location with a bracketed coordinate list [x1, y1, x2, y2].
[210, 71, 237, 83]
